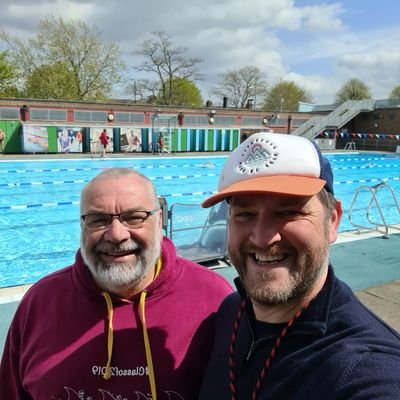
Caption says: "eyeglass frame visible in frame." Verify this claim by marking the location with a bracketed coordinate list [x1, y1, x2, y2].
[81, 209, 160, 230]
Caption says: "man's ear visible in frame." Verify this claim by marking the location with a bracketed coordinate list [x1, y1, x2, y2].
[329, 200, 343, 244]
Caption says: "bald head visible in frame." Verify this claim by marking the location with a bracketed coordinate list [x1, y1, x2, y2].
[81, 168, 159, 215]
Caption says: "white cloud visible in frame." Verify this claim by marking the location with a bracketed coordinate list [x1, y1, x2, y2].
[1, 0, 399, 105]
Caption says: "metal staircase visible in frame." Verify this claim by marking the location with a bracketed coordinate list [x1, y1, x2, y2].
[292, 99, 376, 139]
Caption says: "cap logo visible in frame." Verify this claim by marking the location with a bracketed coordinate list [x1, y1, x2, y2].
[238, 138, 278, 174]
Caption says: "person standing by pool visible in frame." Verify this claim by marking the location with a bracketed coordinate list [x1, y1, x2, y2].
[0, 168, 232, 400]
[199, 132, 400, 399]
[99, 128, 109, 157]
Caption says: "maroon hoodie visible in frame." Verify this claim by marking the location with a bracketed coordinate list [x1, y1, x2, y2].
[0, 237, 232, 400]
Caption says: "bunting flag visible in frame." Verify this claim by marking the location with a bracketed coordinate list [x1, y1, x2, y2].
[342, 133, 400, 140]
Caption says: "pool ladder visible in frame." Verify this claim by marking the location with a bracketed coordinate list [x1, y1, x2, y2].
[344, 141, 356, 150]
[347, 182, 400, 238]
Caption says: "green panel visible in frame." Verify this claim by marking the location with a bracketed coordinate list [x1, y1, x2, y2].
[47, 126, 58, 153]
[180, 129, 188, 151]
[189, 129, 197, 151]
[0, 120, 22, 153]
[206, 129, 214, 151]
[198, 129, 205, 151]
[215, 129, 222, 151]
[141, 128, 150, 152]
[170, 128, 178, 152]
[232, 129, 240, 149]
[223, 129, 230, 150]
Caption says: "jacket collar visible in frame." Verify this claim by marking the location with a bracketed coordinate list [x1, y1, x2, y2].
[233, 265, 351, 337]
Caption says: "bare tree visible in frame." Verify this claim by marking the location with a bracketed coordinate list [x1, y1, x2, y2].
[133, 31, 203, 105]
[211, 66, 267, 108]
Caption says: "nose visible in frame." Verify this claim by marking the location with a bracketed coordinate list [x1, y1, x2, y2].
[249, 217, 281, 248]
[103, 218, 131, 243]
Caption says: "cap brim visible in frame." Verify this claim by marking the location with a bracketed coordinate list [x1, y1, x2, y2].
[202, 175, 326, 208]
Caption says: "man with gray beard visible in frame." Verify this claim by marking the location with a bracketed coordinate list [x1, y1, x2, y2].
[0, 168, 232, 400]
[199, 132, 400, 400]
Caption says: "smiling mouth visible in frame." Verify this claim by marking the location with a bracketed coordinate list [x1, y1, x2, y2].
[101, 249, 138, 258]
[253, 252, 286, 264]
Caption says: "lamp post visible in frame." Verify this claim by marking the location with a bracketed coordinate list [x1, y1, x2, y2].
[280, 98, 284, 112]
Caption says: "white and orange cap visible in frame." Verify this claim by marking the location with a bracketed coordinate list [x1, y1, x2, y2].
[202, 132, 334, 208]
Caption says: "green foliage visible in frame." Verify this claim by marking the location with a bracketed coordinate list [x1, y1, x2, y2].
[389, 85, 400, 99]
[212, 66, 267, 108]
[0, 51, 19, 96]
[159, 78, 203, 106]
[335, 78, 372, 103]
[23, 62, 79, 100]
[1, 16, 125, 100]
[262, 80, 312, 111]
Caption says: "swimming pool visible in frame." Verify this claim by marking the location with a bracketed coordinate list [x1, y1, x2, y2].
[0, 152, 399, 288]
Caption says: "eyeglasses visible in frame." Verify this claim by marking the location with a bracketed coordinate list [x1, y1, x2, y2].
[81, 209, 159, 229]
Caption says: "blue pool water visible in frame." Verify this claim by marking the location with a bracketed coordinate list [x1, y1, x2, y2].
[0, 152, 399, 288]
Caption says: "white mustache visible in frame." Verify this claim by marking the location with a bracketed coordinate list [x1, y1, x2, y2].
[96, 240, 140, 253]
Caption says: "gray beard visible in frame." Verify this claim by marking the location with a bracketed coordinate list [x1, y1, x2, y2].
[80, 236, 161, 295]
[231, 237, 330, 306]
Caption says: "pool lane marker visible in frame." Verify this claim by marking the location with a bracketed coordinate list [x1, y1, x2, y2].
[0, 162, 224, 174]
[0, 191, 216, 210]
[0, 173, 219, 187]
[1, 176, 399, 210]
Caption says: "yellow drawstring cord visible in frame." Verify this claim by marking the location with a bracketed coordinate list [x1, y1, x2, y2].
[138, 257, 162, 400]
[102, 291, 114, 380]
[101, 257, 162, 395]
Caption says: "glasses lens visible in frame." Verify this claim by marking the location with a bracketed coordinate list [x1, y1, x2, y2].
[84, 214, 111, 228]
[121, 211, 148, 227]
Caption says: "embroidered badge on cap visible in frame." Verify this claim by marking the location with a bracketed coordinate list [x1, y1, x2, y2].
[238, 137, 279, 174]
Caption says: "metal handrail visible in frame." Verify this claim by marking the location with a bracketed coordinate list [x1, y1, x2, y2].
[347, 182, 400, 238]
[293, 99, 375, 139]
[344, 141, 356, 150]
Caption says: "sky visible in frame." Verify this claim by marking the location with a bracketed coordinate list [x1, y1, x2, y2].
[1, 0, 400, 106]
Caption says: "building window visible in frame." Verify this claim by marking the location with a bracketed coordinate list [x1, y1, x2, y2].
[115, 112, 145, 123]
[74, 111, 107, 122]
[0, 108, 19, 119]
[30, 109, 67, 121]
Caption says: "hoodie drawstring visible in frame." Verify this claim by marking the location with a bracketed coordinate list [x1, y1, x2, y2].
[139, 256, 162, 400]
[102, 291, 114, 380]
[102, 257, 163, 400]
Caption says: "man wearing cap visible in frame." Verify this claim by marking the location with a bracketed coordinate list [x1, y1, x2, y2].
[199, 132, 400, 399]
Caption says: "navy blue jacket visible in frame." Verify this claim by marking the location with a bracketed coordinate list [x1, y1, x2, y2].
[199, 266, 400, 399]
